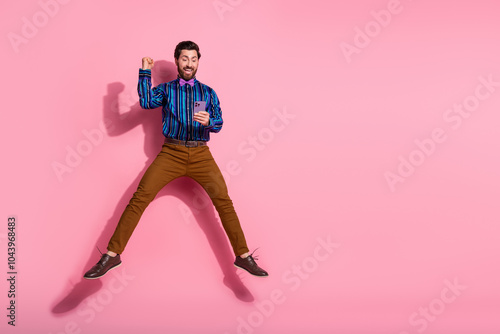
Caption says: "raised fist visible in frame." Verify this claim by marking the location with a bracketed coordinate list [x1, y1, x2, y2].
[142, 57, 154, 70]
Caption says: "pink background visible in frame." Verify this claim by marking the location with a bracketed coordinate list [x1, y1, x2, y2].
[1, 0, 499, 333]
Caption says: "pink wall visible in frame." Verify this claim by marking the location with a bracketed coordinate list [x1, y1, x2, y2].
[1, 0, 499, 333]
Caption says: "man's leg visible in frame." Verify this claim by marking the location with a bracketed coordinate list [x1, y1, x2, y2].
[84, 144, 188, 279]
[187, 146, 268, 277]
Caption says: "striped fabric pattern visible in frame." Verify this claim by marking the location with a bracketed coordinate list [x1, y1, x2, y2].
[137, 69, 223, 141]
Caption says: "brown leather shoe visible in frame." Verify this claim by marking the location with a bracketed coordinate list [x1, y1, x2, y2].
[234, 255, 269, 277]
[84, 254, 122, 279]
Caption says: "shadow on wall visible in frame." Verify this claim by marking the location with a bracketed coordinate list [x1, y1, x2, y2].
[51, 60, 254, 315]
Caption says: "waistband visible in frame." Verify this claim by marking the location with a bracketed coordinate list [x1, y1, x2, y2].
[164, 137, 207, 147]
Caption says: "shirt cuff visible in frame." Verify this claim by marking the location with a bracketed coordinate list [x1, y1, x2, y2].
[139, 68, 152, 78]
[205, 118, 214, 129]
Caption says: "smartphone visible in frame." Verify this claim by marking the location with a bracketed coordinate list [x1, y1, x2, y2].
[194, 101, 206, 113]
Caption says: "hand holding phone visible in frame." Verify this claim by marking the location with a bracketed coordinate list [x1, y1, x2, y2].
[193, 101, 209, 126]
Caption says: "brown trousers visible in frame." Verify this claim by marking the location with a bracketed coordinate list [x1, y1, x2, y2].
[107, 143, 249, 256]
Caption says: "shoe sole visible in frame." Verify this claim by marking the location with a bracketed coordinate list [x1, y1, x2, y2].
[234, 264, 269, 277]
[84, 262, 122, 280]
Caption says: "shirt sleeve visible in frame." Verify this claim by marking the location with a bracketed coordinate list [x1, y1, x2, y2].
[137, 69, 164, 109]
[205, 88, 223, 133]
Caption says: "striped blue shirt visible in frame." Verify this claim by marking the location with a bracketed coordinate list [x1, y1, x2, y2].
[137, 68, 223, 141]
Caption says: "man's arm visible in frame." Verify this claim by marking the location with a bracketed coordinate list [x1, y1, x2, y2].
[205, 88, 223, 133]
[194, 88, 223, 132]
[137, 57, 164, 109]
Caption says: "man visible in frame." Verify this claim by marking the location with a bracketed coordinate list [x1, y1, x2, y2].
[84, 41, 268, 279]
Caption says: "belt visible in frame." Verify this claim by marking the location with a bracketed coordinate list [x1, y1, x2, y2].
[164, 137, 207, 147]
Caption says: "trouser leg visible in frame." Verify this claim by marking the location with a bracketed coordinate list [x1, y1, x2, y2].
[107, 144, 187, 254]
[187, 146, 249, 256]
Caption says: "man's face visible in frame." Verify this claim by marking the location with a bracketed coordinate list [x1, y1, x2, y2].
[175, 49, 199, 80]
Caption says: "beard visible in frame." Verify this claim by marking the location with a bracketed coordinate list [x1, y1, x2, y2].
[177, 65, 197, 80]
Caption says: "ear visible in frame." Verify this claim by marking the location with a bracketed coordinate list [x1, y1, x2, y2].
[174, 58, 178, 66]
